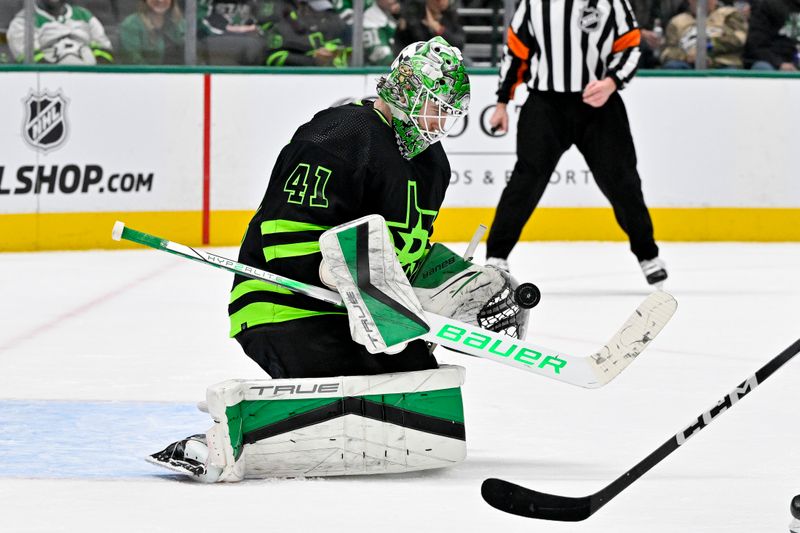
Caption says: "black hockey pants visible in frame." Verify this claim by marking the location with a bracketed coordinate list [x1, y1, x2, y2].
[236, 315, 438, 379]
[486, 91, 659, 262]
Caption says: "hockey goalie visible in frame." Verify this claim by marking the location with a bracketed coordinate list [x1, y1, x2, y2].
[148, 214, 531, 482]
[147, 38, 531, 482]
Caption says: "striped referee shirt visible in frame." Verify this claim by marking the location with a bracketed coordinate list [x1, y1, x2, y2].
[497, 0, 642, 101]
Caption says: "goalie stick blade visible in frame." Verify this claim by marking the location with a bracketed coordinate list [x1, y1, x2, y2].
[481, 478, 593, 521]
[586, 290, 677, 388]
[426, 291, 676, 389]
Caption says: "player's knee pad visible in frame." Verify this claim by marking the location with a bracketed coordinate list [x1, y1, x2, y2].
[204, 365, 467, 481]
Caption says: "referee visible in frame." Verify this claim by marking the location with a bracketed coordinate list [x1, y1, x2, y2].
[485, 0, 668, 287]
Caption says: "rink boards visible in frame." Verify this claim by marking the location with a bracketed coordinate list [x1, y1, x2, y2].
[0, 69, 798, 250]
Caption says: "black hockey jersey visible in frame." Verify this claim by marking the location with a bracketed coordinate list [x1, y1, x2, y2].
[228, 100, 451, 337]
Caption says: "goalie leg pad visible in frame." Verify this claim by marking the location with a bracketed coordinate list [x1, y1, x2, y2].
[203, 365, 467, 480]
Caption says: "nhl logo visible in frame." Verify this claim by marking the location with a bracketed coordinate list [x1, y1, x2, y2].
[23, 90, 69, 152]
[579, 7, 602, 33]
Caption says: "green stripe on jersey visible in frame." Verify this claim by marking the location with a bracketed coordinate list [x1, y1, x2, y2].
[229, 302, 345, 337]
[93, 49, 113, 62]
[260, 219, 331, 234]
[71, 6, 94, 22]
[229, 279, 291, 304]
[262, 241, 320, 264]
[373, 108, 390, 126]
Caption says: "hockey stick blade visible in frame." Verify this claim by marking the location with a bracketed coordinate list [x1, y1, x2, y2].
[423, 290, 675, 389]
[481, 479, 593, 521]
[584, 290, 676, 388]
[481, 337, 800, 521]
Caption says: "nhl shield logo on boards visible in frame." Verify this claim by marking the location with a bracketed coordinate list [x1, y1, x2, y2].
[578, 7, 602, 32]
[23, 91, 69, 152]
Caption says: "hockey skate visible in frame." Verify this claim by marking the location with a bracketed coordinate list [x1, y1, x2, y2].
[146, 434, 222, 482]
[639, 257, 668, 288]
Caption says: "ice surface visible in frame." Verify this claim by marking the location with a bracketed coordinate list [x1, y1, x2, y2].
[1, 242, 798, 532]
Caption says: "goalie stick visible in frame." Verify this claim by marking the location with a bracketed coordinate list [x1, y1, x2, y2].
[481, 337, 800, 521]
[112, 221, 676, 389]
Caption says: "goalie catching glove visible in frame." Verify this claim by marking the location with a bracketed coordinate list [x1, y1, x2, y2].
[413, 243, 530, 339]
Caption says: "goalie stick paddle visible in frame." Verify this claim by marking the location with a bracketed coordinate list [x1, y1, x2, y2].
[112, 221, 675, 388]
[481, 337, 800, 521]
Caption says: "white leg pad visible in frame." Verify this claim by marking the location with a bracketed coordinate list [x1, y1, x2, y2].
[203, 365, 466, 480]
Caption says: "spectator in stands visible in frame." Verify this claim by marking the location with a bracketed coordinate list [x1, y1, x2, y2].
[119, 0, 186, 64]
[363, 0, 399, 65]
[631, 0, 687, 67]
[198, 0, 271, 65]
[743, 0, 800, 70]
[394, 0, 465, 53]
[1, 1, 22, 62]
[731, 0, 752, 21]
[332, 0, 373, 25]
[661, 0, 747, 68]
[263, 0, 350, 66]
[7, 0, 113, 64]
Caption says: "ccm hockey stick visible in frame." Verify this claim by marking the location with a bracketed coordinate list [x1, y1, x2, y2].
[482, 337, 800, 521]
[112, 221, 676, 389]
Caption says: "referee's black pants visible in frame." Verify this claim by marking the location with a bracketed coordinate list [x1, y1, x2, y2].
[486, 90, 659, 263]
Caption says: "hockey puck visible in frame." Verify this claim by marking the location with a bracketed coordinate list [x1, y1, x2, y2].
[791, 494, 800, 519]
[514, 283, 541, 309]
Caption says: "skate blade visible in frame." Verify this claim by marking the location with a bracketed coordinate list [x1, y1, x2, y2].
[144, 455, 202, 478]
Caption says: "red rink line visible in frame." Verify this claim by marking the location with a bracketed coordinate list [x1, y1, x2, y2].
[0, 261, 179, 353]
[202, 73, 211, 245]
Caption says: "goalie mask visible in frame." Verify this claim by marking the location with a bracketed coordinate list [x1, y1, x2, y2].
[377, 37, 470, 159]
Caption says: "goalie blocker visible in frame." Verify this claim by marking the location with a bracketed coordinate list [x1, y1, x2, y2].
[318, 214, 532, 356]
[147, 365, 467, 481]
[318, 214, 431, 354]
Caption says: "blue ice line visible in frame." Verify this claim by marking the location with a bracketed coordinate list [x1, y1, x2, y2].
[0, 400, 210, 479]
